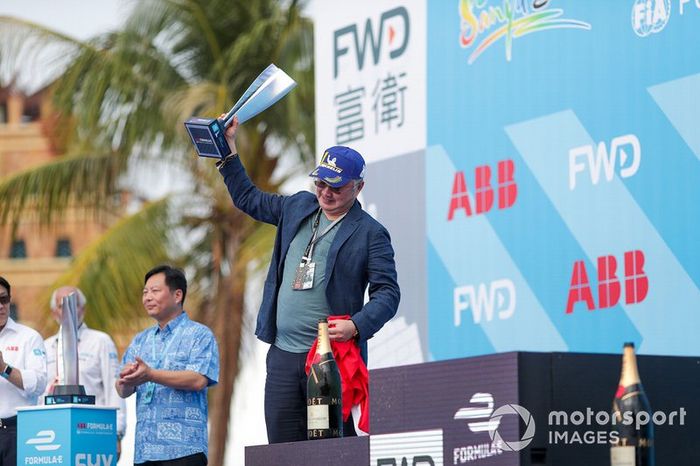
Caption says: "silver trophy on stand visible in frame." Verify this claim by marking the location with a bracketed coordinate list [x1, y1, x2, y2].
[44, 292, 95, 405]
[184, 63, 297, 158]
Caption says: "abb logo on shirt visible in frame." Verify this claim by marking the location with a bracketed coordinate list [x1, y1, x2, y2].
[4, 346, 19, 352]
[448, 160, 517, 220]
[566, 250, 648, 314]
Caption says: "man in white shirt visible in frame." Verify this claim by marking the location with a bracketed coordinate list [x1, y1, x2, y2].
[43, 286, 127, 445]
[0, 276, 48, 466]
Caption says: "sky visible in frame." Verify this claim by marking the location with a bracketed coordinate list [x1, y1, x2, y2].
[0, 0, 129, 39]
[0, 1, 270, 464]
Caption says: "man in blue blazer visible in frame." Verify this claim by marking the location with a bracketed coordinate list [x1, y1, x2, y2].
[218, 117, 400, 443]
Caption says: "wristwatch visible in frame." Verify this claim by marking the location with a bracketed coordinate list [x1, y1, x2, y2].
[216, 153, 239, 170]
[351, 320, 359, 339]
[1, 364, 12, 379]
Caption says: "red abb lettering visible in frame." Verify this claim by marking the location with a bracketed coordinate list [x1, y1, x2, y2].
[447, 160, 517, 220]
[566, 250, 648, 313]
[498, 159, 517, 209]
[475, 165, 493, 214]
[598, 255, 620, 308]
[625, 250, 648, 304]
[566, 260, 595, 314]
[447, 171, 472, 220]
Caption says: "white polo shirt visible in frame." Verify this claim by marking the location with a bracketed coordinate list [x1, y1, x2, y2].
[0, 317, 48, 418]
[44, 324, 126, 437]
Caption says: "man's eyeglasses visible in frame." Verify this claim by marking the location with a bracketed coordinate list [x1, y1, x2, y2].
[0, 295, 10, 305]
[314, 180, 352, 194]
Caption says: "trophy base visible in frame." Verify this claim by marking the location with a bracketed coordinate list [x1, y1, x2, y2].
[45, 394, 96, 405]
[46, 385, 95, 405]
[184, 118, 232, 158]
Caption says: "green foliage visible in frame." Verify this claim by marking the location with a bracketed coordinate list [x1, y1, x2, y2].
[0, 2, 314, 461]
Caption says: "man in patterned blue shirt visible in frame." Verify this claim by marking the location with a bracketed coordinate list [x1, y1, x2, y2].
[116, 265, 219, 466]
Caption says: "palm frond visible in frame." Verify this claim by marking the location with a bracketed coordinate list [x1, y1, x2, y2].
[40, 198, 173, 337]
[0, 151, 127, 229]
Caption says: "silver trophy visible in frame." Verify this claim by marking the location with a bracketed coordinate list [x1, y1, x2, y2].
[184, 63, 297, 158]
[45, 292, 95, 404]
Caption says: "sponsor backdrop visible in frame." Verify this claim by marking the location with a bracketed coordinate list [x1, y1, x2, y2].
[314, 0, 700, 364]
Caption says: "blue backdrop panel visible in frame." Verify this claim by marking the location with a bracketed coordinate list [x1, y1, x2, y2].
[426, 0, 700, 358]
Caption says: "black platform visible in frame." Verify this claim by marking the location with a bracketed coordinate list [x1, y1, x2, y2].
[245, 351, 700, 465]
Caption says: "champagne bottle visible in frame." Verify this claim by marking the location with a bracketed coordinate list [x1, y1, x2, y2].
[307, 318, 343, 440]
[610, 342, 654, 466]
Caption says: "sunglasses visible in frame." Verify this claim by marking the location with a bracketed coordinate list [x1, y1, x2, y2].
[0, 295, 10, 305]
[314, 180, 353, 194]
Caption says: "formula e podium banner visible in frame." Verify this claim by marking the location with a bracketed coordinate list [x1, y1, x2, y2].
[314, 0, 700, 364]
[18, 405, 116, 466]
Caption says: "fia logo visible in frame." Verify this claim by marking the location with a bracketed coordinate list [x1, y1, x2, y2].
[568, 134, 641, 190]
[454, 393, 501, 433]
[333, 6, 410, 78]
[566, 250, 648, 314]
[632, 0, 671, 37]
[25, 430, 61, 451]
[454, 279, 516, 325]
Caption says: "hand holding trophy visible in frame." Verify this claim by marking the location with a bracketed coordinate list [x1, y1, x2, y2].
[184, 64, 297, 158]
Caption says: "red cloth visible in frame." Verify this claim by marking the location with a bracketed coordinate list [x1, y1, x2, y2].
[305, 315, 370, 433]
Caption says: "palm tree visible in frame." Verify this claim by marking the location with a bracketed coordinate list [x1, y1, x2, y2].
[0, 1, 315, 464]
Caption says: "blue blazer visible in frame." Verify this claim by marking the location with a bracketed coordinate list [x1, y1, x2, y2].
[220, 156, 400, 360]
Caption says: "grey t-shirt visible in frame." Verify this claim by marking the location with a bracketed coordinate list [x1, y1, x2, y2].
[275, 210, 341, 352]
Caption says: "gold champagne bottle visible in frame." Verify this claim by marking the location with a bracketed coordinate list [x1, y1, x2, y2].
[610, 342, 654, 466]
[307, 318, 343, 439]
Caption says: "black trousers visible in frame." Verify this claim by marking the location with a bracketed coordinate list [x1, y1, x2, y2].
[0, 424, 16, 466]
[136, 452, 207, 466]
[264, 345, 356, 443]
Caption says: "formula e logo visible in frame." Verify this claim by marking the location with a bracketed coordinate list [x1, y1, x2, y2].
[333, 6, 409, 78]
[632, 0, 670, 37]
[454, 279, 516, 325]
[454, 393, 501, 433]
[568, 134, 641, 190]
[26, 430, 61, 451]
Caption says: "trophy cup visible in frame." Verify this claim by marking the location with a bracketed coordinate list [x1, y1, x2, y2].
[44, 293, 95, 405]
[184, 63, 297, 158]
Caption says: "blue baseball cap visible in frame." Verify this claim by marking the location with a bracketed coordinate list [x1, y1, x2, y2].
[309, 146, 366, 188]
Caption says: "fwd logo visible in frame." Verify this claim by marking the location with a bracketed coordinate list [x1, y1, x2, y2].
[566, 250, 648, 314]
[454, 393, 501, 433]
[568, 134, 641, 190]
[25, 430, 61, 451]
[454, 279, 516, 325]
[76, 454, 114, 466]
[448, 160, 517, 220]
[333, 6, 409, 78]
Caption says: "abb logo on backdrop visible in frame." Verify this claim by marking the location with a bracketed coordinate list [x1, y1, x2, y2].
[448, 160, 517, 220]
[568, 134, 641, 190]
[566, 250, 648, 314]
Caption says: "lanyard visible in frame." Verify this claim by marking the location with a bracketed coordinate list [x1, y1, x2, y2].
[302, 209, 346, 262]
